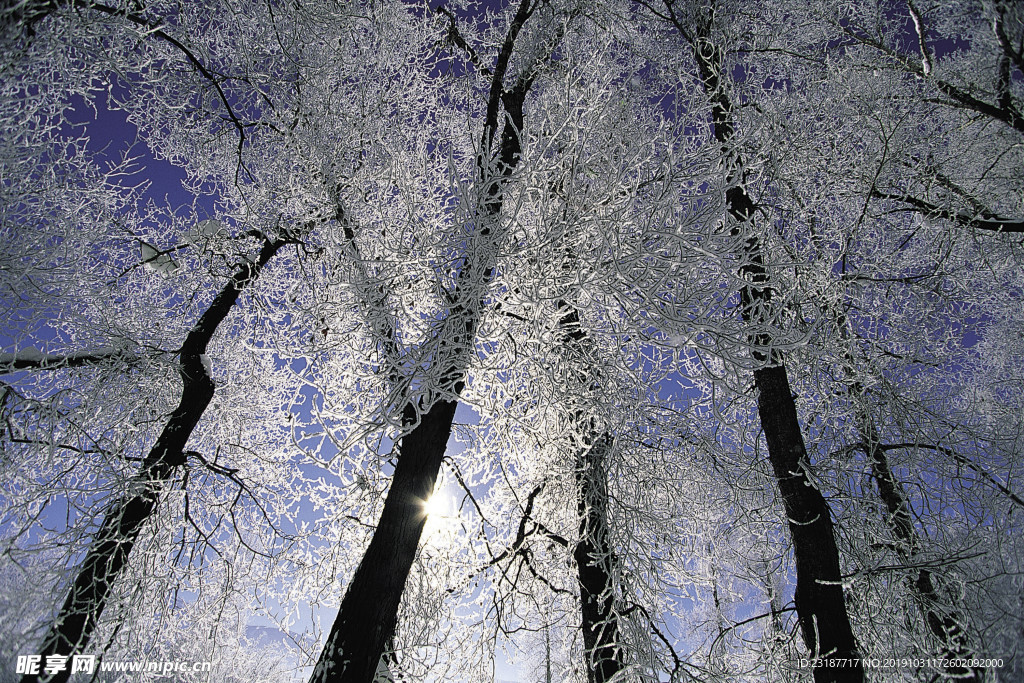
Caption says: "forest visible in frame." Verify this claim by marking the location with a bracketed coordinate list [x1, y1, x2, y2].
[0, 0, 1022, 681]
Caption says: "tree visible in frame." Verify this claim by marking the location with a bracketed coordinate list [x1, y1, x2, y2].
[632, 2, 864, 678]
[308, 1, 580, 679]
[0, 6, 311, 671]
[2, 1, 410, 677]
[3, 1, 1023, 682]
[20, 232, 291, 683]
[766, 2, 1024, 676]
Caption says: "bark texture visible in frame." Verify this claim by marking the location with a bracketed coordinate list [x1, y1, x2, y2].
[23, 235, 287, 683]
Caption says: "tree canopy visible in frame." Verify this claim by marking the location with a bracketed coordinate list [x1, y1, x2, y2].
[1, 1, 1022, 682]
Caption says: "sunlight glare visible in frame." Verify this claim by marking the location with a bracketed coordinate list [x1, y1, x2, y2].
[421, 491, 448, 519]
[420, 488, 460, 551]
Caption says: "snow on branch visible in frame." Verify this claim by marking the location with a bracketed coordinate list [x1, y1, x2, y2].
[0, 347, 136, 374]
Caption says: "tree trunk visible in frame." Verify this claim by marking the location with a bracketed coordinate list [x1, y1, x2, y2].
[308, 398, 458, 682]
[555, 302, 628, 682]
[670, 12, 863, 679]
[856, 405, 981, 682]
[574, 433, 626, 683]
[23, 235, 287, 683]
[754, 365, 861, 680]
[309, 5, 539, 680]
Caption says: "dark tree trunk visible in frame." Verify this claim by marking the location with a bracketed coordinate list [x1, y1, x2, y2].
[308, 399, 458, 683]
[754, 365, 861, 680]
[23, 235, 287, 683]
[662, 9, 863, 679]
[555, 302, 628, 682]
[574, 434, 626, 683]
[309, 4, 539, 680]
[857, 411, 981, 682]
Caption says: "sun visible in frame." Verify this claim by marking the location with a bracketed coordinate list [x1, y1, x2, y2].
[420, 488, 460, 550]
[421, 492, 448, 519]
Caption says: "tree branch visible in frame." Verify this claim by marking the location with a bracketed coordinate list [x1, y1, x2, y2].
[0, 348, 137, 375]
[435, 4, 491, 76]
[877, 442, 1024, 509]
[871, 190, 1024, 233]
[840, 22, 1024, 134]
[482, 0, 534, 155]
[82, 2, 250, 163]
[993, 6, 1024, 76]
[906, 0, 932, 76]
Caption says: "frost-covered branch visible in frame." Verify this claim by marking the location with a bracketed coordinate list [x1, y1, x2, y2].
[839, 19, 1024, 134]
[24, 233, 290, 683]
[435, 4, 491, 76]
[0, 347, 137, 375]
[871, 190, 1024, 233]
[906, 0, 932, 76]
[875, 442, 1024, 510]
[84, 2, 250, 154]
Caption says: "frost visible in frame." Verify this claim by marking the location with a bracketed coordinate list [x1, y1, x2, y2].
[664, 332, 690, 347]
[188, 219, 227, 246]
[3, 3, 1022, 681]
[0, 347, 122, 368]
[0, 347, 43, 364]
[140, 242, 180, 276]
[196, 219, 224, 236]
[373, 658, 394, 682]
